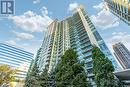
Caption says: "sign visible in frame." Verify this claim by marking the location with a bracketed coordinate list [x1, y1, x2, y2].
[0, 0, 14, 17]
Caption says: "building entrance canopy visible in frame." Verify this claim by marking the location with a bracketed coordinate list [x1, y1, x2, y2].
[114, 69, 130, 80]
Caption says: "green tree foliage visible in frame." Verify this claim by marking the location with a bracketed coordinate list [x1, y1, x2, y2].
[55, 49, 92, 87]
[24, 61, 40, 87]
[24, 48, 42, 87]
[0, 64, 17, 86]
[39, 67, 49, 87]
[92, 46, 118, 87]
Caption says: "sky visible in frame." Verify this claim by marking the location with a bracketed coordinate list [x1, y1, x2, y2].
[0, 0, 130, 56]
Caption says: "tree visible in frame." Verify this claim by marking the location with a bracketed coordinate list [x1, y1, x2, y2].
[55, 49, 92, 87]
[39, 67, 49, 87]
[24, 61, 40, 87]
[24, 48, 41, 87]
[0, 64, 17, 87]
[92, 46, 118, 87]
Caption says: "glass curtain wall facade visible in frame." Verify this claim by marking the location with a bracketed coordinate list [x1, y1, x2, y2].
[37, 5, 120, 84]
[105, 0, 130, 25]
[0, 43, 34, 80]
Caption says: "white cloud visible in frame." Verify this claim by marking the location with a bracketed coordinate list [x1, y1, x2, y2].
[12, 31, 34, 40]
[9, 10, 53, 33]
[6, 40, 16, 45]
[68, 2, 78, 11]
[5, 37, 42, 53]
[33, 0, 40, 4]
[91, 2, 119, 29]
[5, 31, 34, 50]
[7, 7, 52, 53]
[6, 39, 40, 53]
[40, 6, 48, 15]
[93, 2, 104, 10]
[110, 32, 130, 43]
[20, 43, 40, 53]
[106, 32, 130, 52]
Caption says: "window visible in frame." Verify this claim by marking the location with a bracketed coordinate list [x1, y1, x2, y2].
[93, 31, 102, 41]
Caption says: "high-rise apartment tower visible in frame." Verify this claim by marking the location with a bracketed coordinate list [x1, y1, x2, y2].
[113, 42, 130, 69]
[105, 0, 130, 25]
[36, 5, 120, 83]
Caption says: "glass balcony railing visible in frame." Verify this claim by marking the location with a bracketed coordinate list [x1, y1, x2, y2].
[82, 47, 92, 55]
[83, 52, 92, 58]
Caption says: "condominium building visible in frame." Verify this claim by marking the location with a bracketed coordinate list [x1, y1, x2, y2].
[105, 0, 130, 25]
[113, 42, 130, 69]
[36, 5, 120, 83]
[0, 43, 34, 80]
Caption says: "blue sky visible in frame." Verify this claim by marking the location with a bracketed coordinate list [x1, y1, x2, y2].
[0, 0, 130, 55]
